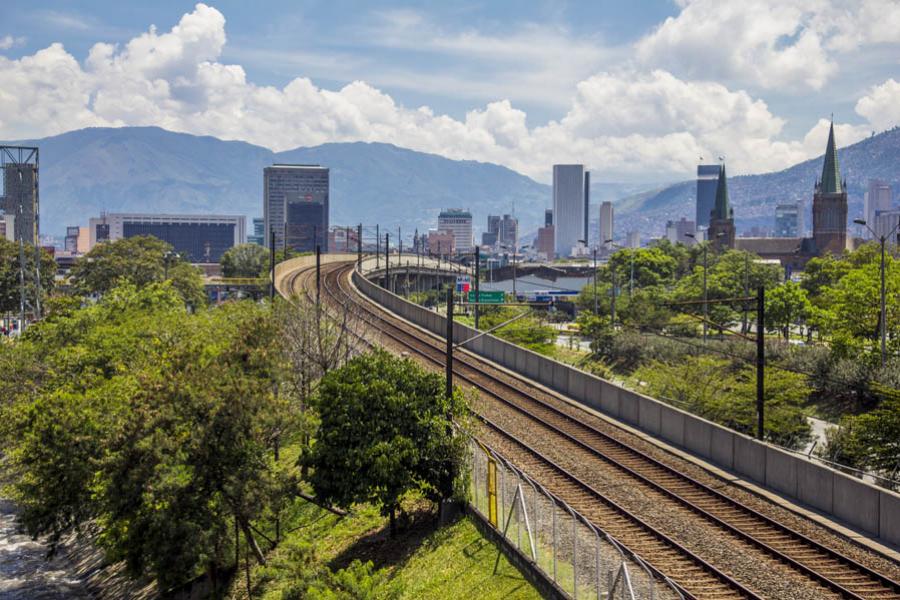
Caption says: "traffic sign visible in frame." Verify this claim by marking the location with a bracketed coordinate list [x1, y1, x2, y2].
[468, 290, 505, 304]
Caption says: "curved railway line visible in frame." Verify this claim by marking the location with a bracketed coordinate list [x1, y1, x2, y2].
[282, 260, 900, 600]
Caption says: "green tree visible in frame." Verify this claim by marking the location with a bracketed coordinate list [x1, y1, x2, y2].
[765, 281, 812, 339]
[0, 238, 57, 315]
[307, 349, 466, 534]
[1, 284, 294, 590]
[633, 356, 812, 449]
[478, 307, 556, 354]
[70, 236, 205, 306]
[604, 246, 678, 289]
[221, 243, 269, 278]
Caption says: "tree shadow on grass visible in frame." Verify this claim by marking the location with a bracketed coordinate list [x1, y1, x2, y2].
[328, 508, 458, 573]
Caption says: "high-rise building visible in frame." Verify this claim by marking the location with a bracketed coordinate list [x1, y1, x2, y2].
[599, 201, 614, 250]
[88, 213, 245, 263]
[498, 214, 518, 247]
[264, 164, 329, 252]
[535, 226, 554, 261]
[775, 203, 801, 237]
[865, 180, 893, 237]
[626, 231, 641, 248]
[437, 209, 473, 254]
[696, 164, 721, 227]
[482, 214, 500, 247]
[545, 209, 553, 227]
[665, 217, 696, 245]
[64, 226, 80, 254]
[812, 122, 848, 255]
[248, 217, 265, 246]
[553, 164, 589, 256]
[427, 229, 455, 256]
[707, 164, 735, 250]
[1, 158, 38, 245]
[874, 210, 900, 247]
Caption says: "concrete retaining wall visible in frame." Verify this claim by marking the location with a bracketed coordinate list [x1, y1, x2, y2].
[352, 269, 900, 548]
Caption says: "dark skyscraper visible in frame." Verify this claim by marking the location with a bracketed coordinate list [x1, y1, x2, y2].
[264, 164, 329, 252]
[1, 147, 39, 245]
[696, 164, 720, 228]
[812, 122, 848, 255]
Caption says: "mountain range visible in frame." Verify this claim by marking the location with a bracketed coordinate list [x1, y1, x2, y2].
[616, 126, 900, 238]
[3, 125, 899, 241]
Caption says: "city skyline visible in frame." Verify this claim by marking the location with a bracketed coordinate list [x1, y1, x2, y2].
[2, 2, 900, 183]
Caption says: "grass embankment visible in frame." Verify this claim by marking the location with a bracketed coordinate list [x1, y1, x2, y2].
[234, 497, 541, 600]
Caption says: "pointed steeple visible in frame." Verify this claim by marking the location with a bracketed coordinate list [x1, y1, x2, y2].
[819, 120, 842, 194]
[711, 163, 730, 220]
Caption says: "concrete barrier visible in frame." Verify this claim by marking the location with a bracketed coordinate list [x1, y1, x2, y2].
[658, 404, 685, 447]
[710, 427, 735, 471]
[734, 435, 767, 484]
[351, 266, 900, 548]
[684, 417, 713, 459]
[619, 389, 639, 424]
[797, 460, 833, 514]
[765, 446, 799, 498]
[880, 493, 900, 547]
[834, 475, 880, 535]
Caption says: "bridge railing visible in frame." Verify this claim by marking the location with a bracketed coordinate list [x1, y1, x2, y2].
[468, 438, 684, 600]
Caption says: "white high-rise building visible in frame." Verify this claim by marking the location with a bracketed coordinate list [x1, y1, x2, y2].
[553, 164, 589, 256]
[599, 201, 614, 251]
[626, 231, 640, 248]
[866, 180, 893, 238]
[437, 209, 473, 254]
[874, 210, 900, 247]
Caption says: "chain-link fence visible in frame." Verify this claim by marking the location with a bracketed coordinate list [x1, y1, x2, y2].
[469, 439, 685, 600]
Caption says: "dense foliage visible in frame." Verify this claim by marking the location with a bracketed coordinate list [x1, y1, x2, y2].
[307, 349, 466, 533]
[0, 238, 57, 315]
[0, 284, 290, 589]
[576, 241, 899, 482]
[220, 242, 269, 278]
[69, 236, 206, 306]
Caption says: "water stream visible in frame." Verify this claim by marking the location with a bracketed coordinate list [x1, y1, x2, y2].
[0, 500, 90, 599]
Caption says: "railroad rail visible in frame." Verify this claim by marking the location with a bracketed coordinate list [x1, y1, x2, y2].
[282, 260, 900, 600]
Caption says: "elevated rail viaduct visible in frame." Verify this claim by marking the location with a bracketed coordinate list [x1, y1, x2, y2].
[275, 254, 900, 599]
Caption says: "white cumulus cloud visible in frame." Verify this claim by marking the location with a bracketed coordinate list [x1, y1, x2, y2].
[637, 0, 900, 92]
[0, 3, 896, 182]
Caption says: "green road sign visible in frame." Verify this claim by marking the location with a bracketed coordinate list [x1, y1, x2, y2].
[468, 290, 505, 304]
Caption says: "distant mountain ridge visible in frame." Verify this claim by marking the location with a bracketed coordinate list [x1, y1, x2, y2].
[4, 125, 899, 241]
[4, 127, 558, 239]
[616, 126, 900, 238]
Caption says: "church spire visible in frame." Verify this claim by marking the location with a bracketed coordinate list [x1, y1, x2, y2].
[819, 119, 842, 194]
[711, 163, 730, 220]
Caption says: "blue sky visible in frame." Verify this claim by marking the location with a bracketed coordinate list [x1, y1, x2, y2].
[2, 1, 899, 181]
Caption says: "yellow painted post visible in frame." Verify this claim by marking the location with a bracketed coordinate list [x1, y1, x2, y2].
[487, 458, 498, 527]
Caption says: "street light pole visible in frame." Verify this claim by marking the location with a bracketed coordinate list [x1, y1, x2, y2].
[855, 218, 899, 368]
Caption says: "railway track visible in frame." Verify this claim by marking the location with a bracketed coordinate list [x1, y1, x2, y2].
[283, 260, 900, 600]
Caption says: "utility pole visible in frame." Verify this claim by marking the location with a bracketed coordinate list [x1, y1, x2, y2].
[610, 270, 617, 327]
[854, 218, 898, 368]
[474, 246, 481, 330]
[446, 286, 454, 399]
[315, 244, 321, 306]
[269, 230, 276, 301]
[881, 237, 888, 368]
[702, 243, 709, 343]
[385, 233, 390, 292]
[742, 253, 750, 334]
[593, 247, 598, 315]
[757, 285, 766, 440]
[376, 224, 380, 269]
[357, 223, 362, 269]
